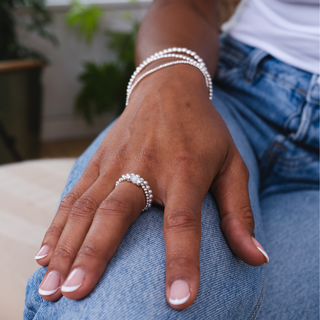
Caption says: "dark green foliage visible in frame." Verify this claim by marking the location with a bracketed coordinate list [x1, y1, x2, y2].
[0, 0, 56, 60]
[66, 0, 103, 43]
[73, 18, 139, 124]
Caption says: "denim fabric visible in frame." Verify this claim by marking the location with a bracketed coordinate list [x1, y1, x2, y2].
[24, 35, 319, 320]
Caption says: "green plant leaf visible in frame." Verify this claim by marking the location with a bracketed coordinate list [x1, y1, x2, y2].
[66, 0, 103, 43]
[70, 2, 140, 124]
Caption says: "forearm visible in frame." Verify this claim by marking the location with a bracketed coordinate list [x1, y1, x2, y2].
[135, 0, 220, 76]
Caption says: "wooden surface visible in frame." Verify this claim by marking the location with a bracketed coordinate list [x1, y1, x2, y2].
[40, 137, 95, 159]
[0, 60, 45, 73]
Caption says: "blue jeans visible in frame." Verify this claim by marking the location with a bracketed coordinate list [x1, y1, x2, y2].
[24, 35, 319, 320]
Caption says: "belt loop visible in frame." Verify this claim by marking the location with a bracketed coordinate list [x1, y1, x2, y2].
[243, 49, 269, 83]
[289, 104, 315, 142]
[306, 74, 320, 104]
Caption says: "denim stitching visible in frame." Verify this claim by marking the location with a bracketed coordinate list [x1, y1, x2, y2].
[247, 268, 265, 320]
[265, 156, 315, 169]
[252, 293, 264, 320]
[267, 149, 310, 162]
[260, 70, 307, 96]
[264, 138, 316, 168]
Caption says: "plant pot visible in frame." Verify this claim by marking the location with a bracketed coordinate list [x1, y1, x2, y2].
[0, 59, 45, 164]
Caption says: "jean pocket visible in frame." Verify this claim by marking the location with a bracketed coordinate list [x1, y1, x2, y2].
[261, 134, 319, 188]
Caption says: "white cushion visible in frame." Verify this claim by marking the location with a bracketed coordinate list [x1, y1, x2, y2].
[0, 159, 75, 320]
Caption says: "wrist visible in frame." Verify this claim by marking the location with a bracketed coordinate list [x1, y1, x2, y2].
[128, 63, 210, 108]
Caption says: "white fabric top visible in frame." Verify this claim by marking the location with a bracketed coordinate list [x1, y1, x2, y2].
[222, 0, 319, 74]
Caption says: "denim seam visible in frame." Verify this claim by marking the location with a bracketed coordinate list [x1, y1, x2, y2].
[264, 137, 317, 169]
[251, 290, 264, 320]
[259, 70, 307, 97]
[265, 156, 315, 169]
[247, 268, 265, 320]
[267, 150, 310, 162]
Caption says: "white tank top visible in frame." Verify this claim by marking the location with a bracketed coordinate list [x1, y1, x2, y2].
[221, 0, 319, 74]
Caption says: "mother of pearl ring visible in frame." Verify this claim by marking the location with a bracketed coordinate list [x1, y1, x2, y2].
[115, 173, 153, 212]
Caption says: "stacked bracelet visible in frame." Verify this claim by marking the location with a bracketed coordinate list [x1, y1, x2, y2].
[125, 47, 213, 105]
[127, 53, 204, 92]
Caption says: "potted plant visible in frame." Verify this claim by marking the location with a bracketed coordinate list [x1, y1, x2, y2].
[0, 0, 56, 164]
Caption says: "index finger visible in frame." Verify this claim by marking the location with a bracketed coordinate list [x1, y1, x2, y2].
[35, 163, 100, 266]
[60, 181, 145, 300]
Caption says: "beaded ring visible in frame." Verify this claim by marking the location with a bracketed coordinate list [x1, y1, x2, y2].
[115, 173, 153, 212]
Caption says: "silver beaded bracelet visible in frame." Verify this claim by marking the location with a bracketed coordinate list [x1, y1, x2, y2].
[127, 53, 204, 91]
[125, 47, 213, 105]
[126, 60, 212, 105]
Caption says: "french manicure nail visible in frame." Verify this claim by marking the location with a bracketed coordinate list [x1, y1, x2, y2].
[252, 237, 269, 263]
[35, 245, 50, 260]
[169, 279, 190, 305]
[39, 271, 60, 296]
[61, 268, 85, 293]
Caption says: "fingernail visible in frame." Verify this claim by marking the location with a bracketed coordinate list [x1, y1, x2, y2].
[35, 245, 50, 260]
[169, 279, 190, 305]
[39, 271, 60, 296]
[252, 237, 269, 263]
[61, 268, 85, 293]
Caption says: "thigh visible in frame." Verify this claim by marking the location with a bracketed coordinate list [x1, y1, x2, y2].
[257, 188, 319, 320]
[24, 87, 265, 320]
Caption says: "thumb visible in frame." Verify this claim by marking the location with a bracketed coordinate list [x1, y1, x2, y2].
[211, 153, 269, 266]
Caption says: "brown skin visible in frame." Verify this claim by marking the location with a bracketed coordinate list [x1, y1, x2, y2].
[37, 0, 266, 310]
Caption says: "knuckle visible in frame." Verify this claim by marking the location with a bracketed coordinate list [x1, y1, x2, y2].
[60, 192, 78, 209]
[52, 245, 75, 261]
[88, 155, 101, 170]
[241, 207, 255, 229]
[167, 253, 198, 273]
[221, 206, 255, 233]
[165, 208, 200, 233]
[78, 240, 102, 259]
[45, 224, 63, 239]
[71, 196, 97, 218]
[99, 196, 131, 218]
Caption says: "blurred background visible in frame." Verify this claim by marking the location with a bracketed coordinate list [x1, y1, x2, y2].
[0, 0, 239, 319]
[0, 0, 151, 164]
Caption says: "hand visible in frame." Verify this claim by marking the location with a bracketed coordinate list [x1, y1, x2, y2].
[35, 65, 268, 309]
